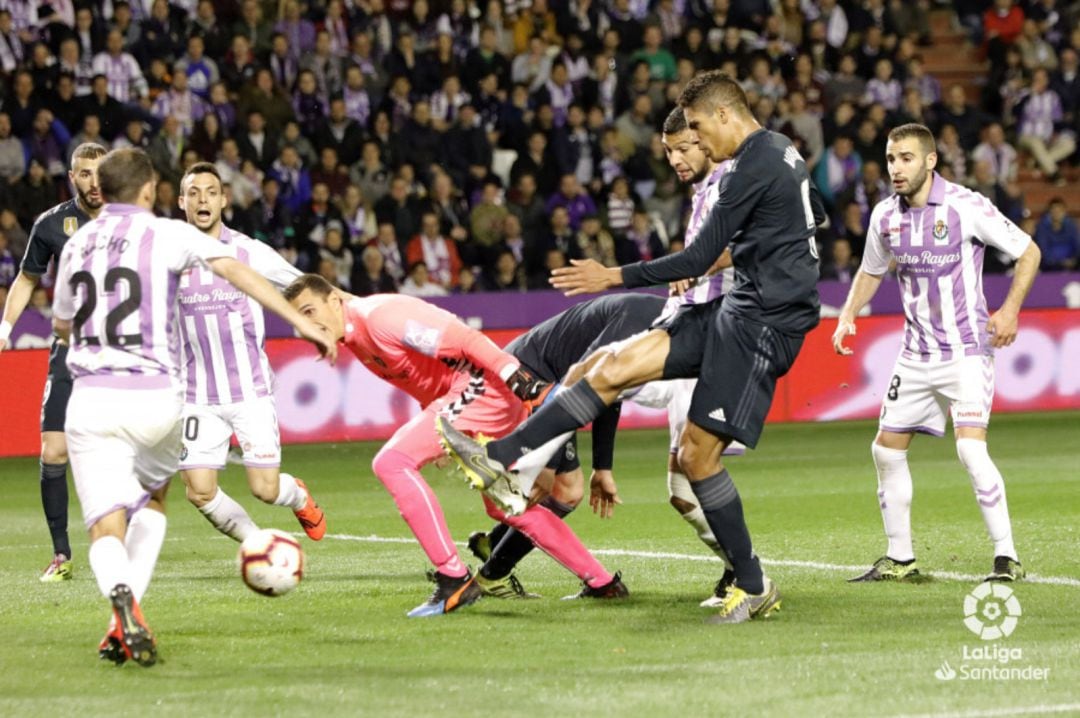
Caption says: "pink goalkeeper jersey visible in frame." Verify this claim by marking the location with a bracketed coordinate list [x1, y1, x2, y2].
[341, 294, 520, 408]
[52, 204, 231, 383]
[861, 173, 1032, 362]
[177, 225, 301, 405]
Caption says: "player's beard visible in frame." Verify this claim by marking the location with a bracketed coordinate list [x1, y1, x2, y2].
[895, 162, 930, 198]
[76, 185, 103, 211]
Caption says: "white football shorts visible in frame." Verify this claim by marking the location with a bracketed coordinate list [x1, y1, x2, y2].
[179, 395, 282, 470]
[879, 354, 994, 437]
[66, 381, 183, 528]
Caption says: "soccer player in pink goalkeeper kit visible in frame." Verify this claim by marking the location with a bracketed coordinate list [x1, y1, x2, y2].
[284, 274, 626, 618]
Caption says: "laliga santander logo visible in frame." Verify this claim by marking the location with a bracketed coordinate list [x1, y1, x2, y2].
[963, 583, 1022, 640]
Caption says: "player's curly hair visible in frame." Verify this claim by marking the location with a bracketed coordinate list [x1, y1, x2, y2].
[678, 71, 750, 115]
[284, 273, 335, 303]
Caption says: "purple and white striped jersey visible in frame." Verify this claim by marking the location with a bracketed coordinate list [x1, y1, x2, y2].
[178, 226, 301, 405]
[862, 173, 1032, 362]
[663, 161, 735, 316]
[52, 204, 231, 382]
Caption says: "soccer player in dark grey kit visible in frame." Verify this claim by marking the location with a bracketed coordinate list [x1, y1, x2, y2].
[440, 71, 826, 624]
[0, 143, 108, 582]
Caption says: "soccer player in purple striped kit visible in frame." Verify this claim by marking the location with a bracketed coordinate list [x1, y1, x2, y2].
[176, 163, 326, 544]
[833, 123, 1041, 583]
[51, 148, 333, 666]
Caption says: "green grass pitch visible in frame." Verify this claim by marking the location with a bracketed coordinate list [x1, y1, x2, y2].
[0, 413, 1077, 717]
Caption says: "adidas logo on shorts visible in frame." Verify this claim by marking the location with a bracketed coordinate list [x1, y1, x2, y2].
[709, 408, 727, 422]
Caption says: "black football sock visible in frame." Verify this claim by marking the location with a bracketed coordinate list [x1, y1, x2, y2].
[486, 522, 511, 551]
[481, 497, 575, 580]
[690, 470, 763, 595]
[488, 382, 608, 467]
[41, 462, 71, 559]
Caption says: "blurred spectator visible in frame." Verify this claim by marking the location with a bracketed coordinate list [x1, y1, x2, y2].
[533, 205, 581, 275]
[319, 222, 353, 289]
[500, 213, 529, 268]
[507, 172, 547, 244]
[233, 0, 273, 57]
[313, 96, 363, 167]
[293, 69, 327, 138]
[0, 231, 16, 287]
[351, 140, 391, 207]
[0, 112, 24, 183]
[813, 134, 863, 213]
[147, 114, 184, 187]
[905, 55, 941, 109]
[444, 105, 493, 188]
[546, 173, 598, 230]
[223, 35, 257, 94]
[250, 177, 293, 249]
[394, 101, 441, 184]
[469, 178, 509, 254]
[511, 130, 559, 196]
[865, 58, 902, 112]
[631, 25, 676, 83]
[406, 210, 462, 290]
[151, 69, 208, 135]
[29, 285, 51, 319]
[370, 222, 406, 284]
[175, 34, 220, 99]
[138, 0, 185, 65]
[190, 113, 223, 163]
[983, 0, 1025, 70]
[481, 248, 526, 291]
[575, 214, 618, 266]
[528, 246, 566, 289]
[152, 177, 181, 219]
[824, 54, 866, 111]
[602, 176, 635, 238]
[839, 160, 889, 229]
[936, 123, 969, 185]
[351, 244, 398, 296]
[375, 176, 422, 245]
[94, 28, 148, 104]
[624, 208, 665, 262]
[0, 209, 28, 261]
[297, 181, 345, 254]
[934, 84, 983, 152]
[970, 159, 1025, 223]
[6, 70, 40, 139]
[301, 30, 344, 99]
[1034, 198, 1080, 271]
[112, 117, 150, 151]
[820, 237, 859, 282]
[972, 121, 1019, 185]
[238, 68, 295, 134]
[316, 256, 340, 287]
[1016, 18, 1056, 72]
[266, 32, 299, 92]
[399, 260, 448, 297]
[835, 203, 868, 260]
[276, 0, 316, 57]
[310, 146, 349, 199]
[428, 172, 470, 242]
[269, 144, 311, 213]
[1016, 68, 1075, 184]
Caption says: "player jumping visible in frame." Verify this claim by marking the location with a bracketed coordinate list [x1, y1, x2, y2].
[833, 123, 1040, 583]
[176, 163, 326, 544]
[283, 274, 626, 617]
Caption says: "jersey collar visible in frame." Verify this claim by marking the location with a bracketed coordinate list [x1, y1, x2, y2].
[101, 203, 152, 216]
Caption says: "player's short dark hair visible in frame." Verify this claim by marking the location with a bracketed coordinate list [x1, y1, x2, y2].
[662, 107, 688, 135]
[678, 70, 750, 115]
[98, 148, 155, 204]
[70, 142, 107, 166]
[181, 161, 223, 189]
[283, 273, 335, 303]
[887, 123, 937, 155]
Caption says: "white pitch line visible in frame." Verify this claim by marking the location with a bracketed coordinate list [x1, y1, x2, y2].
[321, 533, 1080, 588]
[893, 703, 1080, 718]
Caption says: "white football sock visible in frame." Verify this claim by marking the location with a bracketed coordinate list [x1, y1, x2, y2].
[88, 536, 131, 600]
[957, 438, 1017, 561]
[668, 471, 732, 569]
[872, 443, 915, 562]
[200, 488, 259, 542]
[273, 472, 307, 511]
[124, 508, 167, 603]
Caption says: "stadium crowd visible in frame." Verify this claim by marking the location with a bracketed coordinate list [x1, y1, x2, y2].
[0, 0, 1079, 303]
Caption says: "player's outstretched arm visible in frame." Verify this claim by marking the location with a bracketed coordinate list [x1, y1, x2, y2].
[208, 257, 337, 362]
[833, 270, 886, 355]
[0, 271, 39, 352]
[987, 242, 1040, 348]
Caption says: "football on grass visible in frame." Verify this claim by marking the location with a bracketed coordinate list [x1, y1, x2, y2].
[238, 529, 304, 596]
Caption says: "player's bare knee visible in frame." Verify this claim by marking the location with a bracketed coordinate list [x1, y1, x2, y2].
[40, 435, 67, 465]
[182, 471, 217, 507]
[552, 469, 584, 507]
[248, 468, 280, 503]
